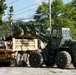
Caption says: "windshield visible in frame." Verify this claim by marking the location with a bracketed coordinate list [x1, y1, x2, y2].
[62, 28, 72, 39]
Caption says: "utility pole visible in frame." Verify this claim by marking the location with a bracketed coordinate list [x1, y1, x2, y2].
[8, 13, 13, 37]
[48, 0, 52, 35]
[72, 0, 76, 9]
[8, 6, 13, 37]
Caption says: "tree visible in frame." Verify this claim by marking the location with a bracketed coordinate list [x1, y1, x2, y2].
[0, 0, 7, 37]
[8, 6, 14, 23]
[35, 0, 64, 26]
[7, 6, 14, 36]
[35, 0, 76, 39]
[3, 22, 10, 37]
[35, 0, 64, 33]
[51, 0, 64, 26]
[0, 0, 7, 25]
[34, 2, 49, 33]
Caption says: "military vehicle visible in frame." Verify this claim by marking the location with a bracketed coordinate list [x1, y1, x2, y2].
[24, 25, 76, 69]
[7, 24, 45, 67]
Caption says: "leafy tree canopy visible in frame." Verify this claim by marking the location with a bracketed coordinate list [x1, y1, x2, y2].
[34, 0, 76, 39]
[0, 0, 7, 25]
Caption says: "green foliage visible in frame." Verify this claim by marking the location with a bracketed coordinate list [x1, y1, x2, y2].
[51, 0, 64, 20]
[0, 22, 10, 38]
[3, 22, 10, 37]
[0, 0, 7, 37]
[0, 0, 7, 25]
[8, 6, 14, 23]
[9, 6, 13, 13]
[13, 20, 25, 25]
[35, 0, 76, 39]
[36, 2, 48, 14]
[34, 2, 49, 33]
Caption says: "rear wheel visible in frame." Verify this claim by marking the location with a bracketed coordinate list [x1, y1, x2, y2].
[4, 62, 10, 67]
[21, 53, 27, 66]
[16, 54, 22, 66]
[0, 62, 2, 67]
[29, 52, 43, 67]
[10, 58, 16, 67]
[55, 51, 71, 69]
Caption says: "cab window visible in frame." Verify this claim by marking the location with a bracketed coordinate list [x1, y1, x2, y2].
[52, 29, 62, 37]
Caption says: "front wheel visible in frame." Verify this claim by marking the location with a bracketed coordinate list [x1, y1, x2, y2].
[73, 63, 76, 68]
[55, 51, 71, 69]
[29, 52, 43, 67]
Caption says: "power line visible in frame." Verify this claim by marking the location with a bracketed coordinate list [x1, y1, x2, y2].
[13, 0, 47, 13]
[3, 13, 34, 21]
[14, 6, 37, 15]
[14, 14, 34, 21]
[14, 2, 42, 13]
[6, 1, 40, 16]
[4, 0, 48, 21]
[14, 0, 48, 16]
[13, 16, 34, 21]
[6, 0, 47, 14]
[5, 5, 37, 20]
[7, 0, 20, 5]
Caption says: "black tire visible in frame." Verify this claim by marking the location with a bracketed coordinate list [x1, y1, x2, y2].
[55, 51, 71, 69]
[21, 53, 27, 66]
[0, 62, 2, 67]
[16, 54, 22, 66]
[10, 58, 16, 67]
[4, 62, 10, 67]
[44, 61, 55, 67]
[29, 52, 43, 67]
[73, 63, 76, 68]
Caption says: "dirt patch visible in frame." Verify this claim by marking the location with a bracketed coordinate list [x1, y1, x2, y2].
[0, 65, 75, 75]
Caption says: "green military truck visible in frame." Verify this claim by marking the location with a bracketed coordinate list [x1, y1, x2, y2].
[26, 26, 76, 69]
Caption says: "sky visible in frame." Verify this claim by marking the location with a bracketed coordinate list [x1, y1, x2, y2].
[3, 0, 72, 21]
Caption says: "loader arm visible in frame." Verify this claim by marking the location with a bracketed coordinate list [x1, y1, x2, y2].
[25, 25, 48, 42]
